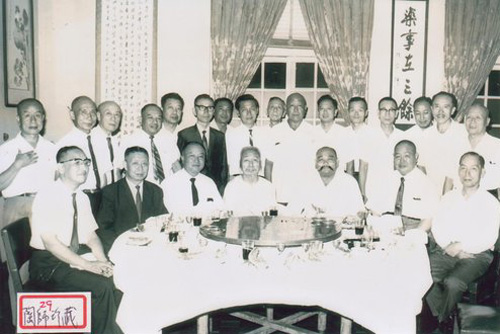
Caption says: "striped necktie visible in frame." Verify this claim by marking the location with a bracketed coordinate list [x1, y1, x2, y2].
[202, 130, 208, 151]
[150, 135, 165, 183]
[249, 128, 254, 146]
[70, 193, 79, 253]
[135, 185, 142, 222]
[106, 136, 115, 183]
[394, 177, 405, 216]
[87, 135, 100, 189]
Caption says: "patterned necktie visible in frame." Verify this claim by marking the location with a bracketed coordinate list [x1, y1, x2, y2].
[150, 135, 165, 183]
[249, 128, 254, 146]
[135, 185, 142, 222]
[106, 136, 115, 183]
[70, 193, 79, 253]
[202, 130, 208, 151]
[394, 177, 405, 216]
[190, 177, 199, 206]
[87, 135, 101, 189]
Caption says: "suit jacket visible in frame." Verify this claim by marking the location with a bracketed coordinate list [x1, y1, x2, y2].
[96, 178, 167, 252]
[177, 125, 228, 194]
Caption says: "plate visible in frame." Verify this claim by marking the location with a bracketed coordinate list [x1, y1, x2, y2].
[126, 235, 152, 246]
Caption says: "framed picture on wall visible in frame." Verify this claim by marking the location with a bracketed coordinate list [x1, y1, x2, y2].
[3, 0, 35, 106]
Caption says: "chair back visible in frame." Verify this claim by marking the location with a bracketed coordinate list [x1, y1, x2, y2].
[1, 217, 32, 293]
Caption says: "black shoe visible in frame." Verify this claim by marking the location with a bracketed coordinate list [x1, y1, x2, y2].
[418, 301, 439, 334]
[438, 316, 454, 334]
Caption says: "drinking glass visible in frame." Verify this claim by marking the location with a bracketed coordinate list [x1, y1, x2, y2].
[242, 240, 255, 260]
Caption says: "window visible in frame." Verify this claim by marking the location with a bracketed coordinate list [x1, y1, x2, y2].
[476, 60, 500, 138]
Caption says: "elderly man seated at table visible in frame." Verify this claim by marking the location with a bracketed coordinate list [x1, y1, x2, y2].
[287, 146, 364, 217]
[162, 142, 223, 217]
[367, 140, 439, 231]
[223, 146, 276, 216]
[97, 146, 167, 253]
[425, 152, 500, 333]
[30, 146, 122, 334]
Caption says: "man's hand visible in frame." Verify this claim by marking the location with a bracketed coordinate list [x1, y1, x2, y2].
[14, 150, 38, 169]
[444, 242, 463, 257]
[84, 260, 114, 278]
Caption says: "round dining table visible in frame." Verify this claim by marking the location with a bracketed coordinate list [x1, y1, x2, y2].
[108, 215, 432, 334]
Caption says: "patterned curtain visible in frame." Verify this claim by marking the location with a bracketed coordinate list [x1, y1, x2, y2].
[211, 0, 287, 100]
[299, 0, 374, 123]
[444, 0, 500, 121]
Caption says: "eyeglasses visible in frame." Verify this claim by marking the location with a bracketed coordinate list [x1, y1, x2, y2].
[195, 104, 215, 113]
[59, 158, 91, 167]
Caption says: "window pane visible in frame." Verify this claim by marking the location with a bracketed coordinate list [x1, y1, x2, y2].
[487, 99, 500, 125]
[248, 64, 262, 89]
[478, 84, 485, 96]
[317, 65, 328, 88]
[487, 71, 500, 96]
[296, 63, 314, 88]
[264, 63, 286, 89]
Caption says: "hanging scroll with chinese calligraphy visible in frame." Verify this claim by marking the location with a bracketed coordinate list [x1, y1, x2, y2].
[391, 0, 428, 125]
[96, 0, 157, 135]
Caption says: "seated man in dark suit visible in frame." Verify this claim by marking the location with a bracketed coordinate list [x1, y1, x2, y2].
[97, 146, 167, 252]
[177, 94, 228, 194]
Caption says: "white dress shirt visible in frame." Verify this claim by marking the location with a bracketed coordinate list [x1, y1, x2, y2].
[312, 123, 354, 171]
[0, 133, 55, 197]
[30, 180, 98, 250]
[287, 171, 365, 218]
[431, 188, 500, 254]
[57, 127, 99, 190]
[367, 168, 439, 220]
[267, 121, 316, 203]
[161, 169, 223, 216]
[344, 124, 378, 171]
[90, 125, 120, 186]
[223, 176, 276, 216]
[225, 124, 269, 176]
[403, 125, 432, 155]
[119, 128, 180, 184]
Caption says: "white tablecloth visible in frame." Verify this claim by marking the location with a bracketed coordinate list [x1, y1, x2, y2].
[109, 228, 432, 334]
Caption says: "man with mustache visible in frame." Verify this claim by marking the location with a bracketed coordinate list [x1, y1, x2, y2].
[367, 140, 439, 231]
[288, 146, 364, 217]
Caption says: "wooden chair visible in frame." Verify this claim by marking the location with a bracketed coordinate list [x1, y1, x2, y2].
[1, 217, 42, 325]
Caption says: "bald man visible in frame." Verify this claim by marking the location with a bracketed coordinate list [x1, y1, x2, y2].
[264, 93, 316, 204]
[89, 101, 123, 186]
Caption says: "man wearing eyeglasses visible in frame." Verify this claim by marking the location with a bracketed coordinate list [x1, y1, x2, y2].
[177, 94, 228, 194]
[364, 97, 404, 203]
[30, 146, 123, 334]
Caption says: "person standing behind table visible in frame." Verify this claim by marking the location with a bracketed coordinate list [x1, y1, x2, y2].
[56, 96, 101, 216]
[120, 103, 181, 185]
[366, 140, 439, 231]
[30, 146, 123, 334]
[313, 94, 354, 174]
[266, 96, 286, 129]
[90, 101, 123, 186]
[425, 152, 500, 333]
[459, 103, 500, 199]
[97, 146, 167, 253]
[403, 96, 433, 172]
[224, 147, 276, 216]
[421, 91, 468, 195]
[287, 146, 364, 218]
[161, 92, 184, 136]
[264, 93, 315, 206]
[162, 142, 223, 217]
[211, 97, 234, 134]
[226, 94, 269, 178]
[177, 94, 228, 194]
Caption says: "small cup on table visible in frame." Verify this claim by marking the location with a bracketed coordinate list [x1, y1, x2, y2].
[242, 240, 255, 261]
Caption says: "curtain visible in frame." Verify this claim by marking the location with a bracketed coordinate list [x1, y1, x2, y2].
[444, 0, 500, 121]
[211, 0, 287, 100]
[299, 0, 374, 123]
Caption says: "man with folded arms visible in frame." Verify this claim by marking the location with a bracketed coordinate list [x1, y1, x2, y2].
[162, 142, 223, 217]
[367, 140, 439, 231]
[287, 146, 364, 217]
[425, 152, 500, 332]
[90, 100, 123, 186]
[57, 96, 101, 216]
[30, 146, 122, 334]
[97, 146, 167, 253]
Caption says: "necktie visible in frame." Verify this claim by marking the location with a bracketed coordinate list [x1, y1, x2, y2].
[150, 136, 165, 183]
[106, 136, 115, 183]
[394, 177, 405, 216]
[70, 193, 79, 253]
[190, 177, 199, 206]
[249, 128, 254, 146]
[135, 185, 142, 222]
[202, 130, 208, 151]
[87, 135, 101, 189]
